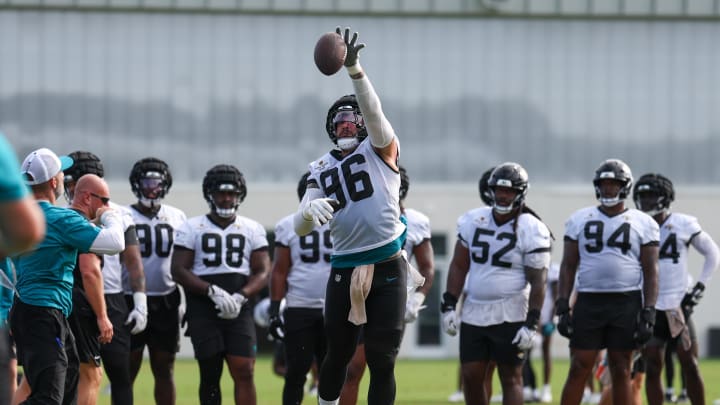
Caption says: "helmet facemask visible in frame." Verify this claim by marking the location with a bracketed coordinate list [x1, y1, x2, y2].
[137, 172, 168, 208]
[333, 109, 365, 150]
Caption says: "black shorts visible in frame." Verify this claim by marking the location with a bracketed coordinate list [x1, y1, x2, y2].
[459, 321, 526, 366]
[100, 293, 130, 354]
[128, 289, 181, 353]
[68, 302, 101, 366]
[10, 300, 80, 403]
[185, 308, 256, 360]
[569, 291, 642, 351]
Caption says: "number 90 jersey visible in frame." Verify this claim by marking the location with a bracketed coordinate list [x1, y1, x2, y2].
[125, 204, 187, 295]
[565, 206, 659, 293]
[308, 138, 405, 256]
[459, 207, 551, 310]
[174, 215, 268, 276]
[274, 214, 332, 309]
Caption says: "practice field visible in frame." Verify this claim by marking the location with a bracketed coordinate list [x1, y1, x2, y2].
[99, 357, 720, 405]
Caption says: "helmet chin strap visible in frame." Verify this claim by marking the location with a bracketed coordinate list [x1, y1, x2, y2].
[337, 137, 359, 150]
[215, 207, 237, 218]
[140, 197, 162, 208]
[493, 202, 514, 214]
[599, 197, 623, 207]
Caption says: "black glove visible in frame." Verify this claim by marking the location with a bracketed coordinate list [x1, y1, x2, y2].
[525, 309, 541, 331]
[440, 292, 458, 314]
[681, 282, 705, 318]
[267, 300, 285, 341]
[555, 298, 573, 338]
[336, 27, 365, 67]
[634, 306, 656, 346]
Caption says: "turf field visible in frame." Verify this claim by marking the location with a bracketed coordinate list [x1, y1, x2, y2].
[99, 357, 720, 405]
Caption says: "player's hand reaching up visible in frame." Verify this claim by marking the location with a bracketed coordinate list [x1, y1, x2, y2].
[336, 27, 365, 68]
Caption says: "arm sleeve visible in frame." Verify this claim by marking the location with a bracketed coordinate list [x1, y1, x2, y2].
[690, 231, 719, 285]
[88, 211, 125, 255]
[352, 74, 396, 148]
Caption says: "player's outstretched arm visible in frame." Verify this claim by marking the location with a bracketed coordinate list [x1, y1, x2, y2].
[337, 26, 398, 165]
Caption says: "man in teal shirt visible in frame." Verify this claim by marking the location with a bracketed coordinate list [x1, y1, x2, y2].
[10, 147, 125, 405]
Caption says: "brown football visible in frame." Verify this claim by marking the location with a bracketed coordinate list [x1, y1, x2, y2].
[314, 32, 346, 76]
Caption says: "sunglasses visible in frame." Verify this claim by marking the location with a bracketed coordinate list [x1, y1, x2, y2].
[90, 192, 110, 205]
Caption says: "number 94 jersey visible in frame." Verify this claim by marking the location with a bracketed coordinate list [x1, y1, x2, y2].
[174, 215, 269, 276]
[565, 207, 659, 293]
[459, 206, 552, 305]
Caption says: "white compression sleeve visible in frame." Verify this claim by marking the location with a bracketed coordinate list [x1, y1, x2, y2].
[351, 69, 396, 148]
[690, 231, 719, 285]
[89, 211, 125, 255]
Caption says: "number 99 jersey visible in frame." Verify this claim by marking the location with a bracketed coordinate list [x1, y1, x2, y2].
[174, 214, 268, 276]
[565, 206, 659, 293]
[274, 214, 332, 309]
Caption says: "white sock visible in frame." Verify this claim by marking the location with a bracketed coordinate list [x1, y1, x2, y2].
[318, 397, 339, 405]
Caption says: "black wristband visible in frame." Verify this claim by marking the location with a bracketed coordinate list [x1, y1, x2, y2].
[525, 309, 541, 330]
[269, 300, 281, 317]
[441, 292, 458, 312]
[555, 298, 570, 316]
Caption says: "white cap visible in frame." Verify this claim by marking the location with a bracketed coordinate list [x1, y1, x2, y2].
[21, 148, 74, 185]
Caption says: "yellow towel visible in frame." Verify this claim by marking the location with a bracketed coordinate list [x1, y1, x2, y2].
[348, 264, 374, 325]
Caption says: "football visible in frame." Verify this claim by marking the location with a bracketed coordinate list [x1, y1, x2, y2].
[314, 32, 346, 76]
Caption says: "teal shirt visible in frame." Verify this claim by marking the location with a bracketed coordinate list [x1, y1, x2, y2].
[0, 132, 28, 202]
[13, 201, 100, 316]
[0, 258, 13, 326]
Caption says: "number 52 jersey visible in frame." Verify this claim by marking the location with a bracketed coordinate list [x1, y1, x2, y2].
[174, 215, 268, 276]
[565, 206, 659, 293]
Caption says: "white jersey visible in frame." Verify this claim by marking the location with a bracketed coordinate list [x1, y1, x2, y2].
[565, 206, 659, 293]
[402, 208, 431, 262]
[274, 214, 332, 309]
[124, 204, 187, 296]
[458, 206, 552, 327]
[307, 138, 405, 256]
[174, 214, 268, 276]
[655, 213, 702, 310]
[102, 202, 136, 294]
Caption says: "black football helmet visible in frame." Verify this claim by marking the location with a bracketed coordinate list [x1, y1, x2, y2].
[478, 166, 495, 206]
[633, 173, 674, 216]
[593, 159, 633, 207]
[297, 171, 311, 202]
[129, 157, 172, 208]
[325, 94, 367, 150]
[64, 151, 104, 202]
[203, 164, 247, 218]
[488, 162, 529, 214]
[399, 166, 410, 201]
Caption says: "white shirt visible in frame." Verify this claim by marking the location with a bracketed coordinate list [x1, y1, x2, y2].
[102, 202, 136, 294]
[174, 215, 268, 276]
[458, 206, 552, 327]
[403, 208, 431, 262]
[565, 206, 659, 293]
[124, 204, 187, 296]
[274, 214, 332, 309]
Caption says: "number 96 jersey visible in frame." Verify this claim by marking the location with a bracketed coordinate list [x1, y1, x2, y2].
[459, 206, 552, 307]
[565, 206, 659, 293]
[174, 215, 268, 276]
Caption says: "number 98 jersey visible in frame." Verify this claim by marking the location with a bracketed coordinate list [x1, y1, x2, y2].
[565, 206, 659, 293]
[174, 215, 268, 276]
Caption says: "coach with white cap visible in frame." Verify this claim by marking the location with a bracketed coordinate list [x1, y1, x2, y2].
[10, 147, 126, 404]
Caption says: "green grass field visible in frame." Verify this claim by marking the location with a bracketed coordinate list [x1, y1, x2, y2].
[97, 357, 720, 405]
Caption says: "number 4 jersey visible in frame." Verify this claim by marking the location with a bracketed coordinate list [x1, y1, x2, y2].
[565, 206, 659, 293]
[174, 215, 268, 276]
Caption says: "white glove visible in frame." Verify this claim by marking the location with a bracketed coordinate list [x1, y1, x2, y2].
[232, 293, 248, 309]
[442, 310, 458, 336]
[404, 292, 426, 324]
[207, 284, 240, 319]
[512, 326, 536, 350]
[302, 198, 338, 227]
[125, 292, 148, 334]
